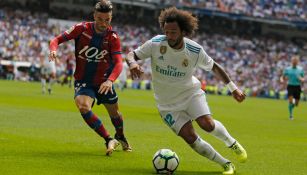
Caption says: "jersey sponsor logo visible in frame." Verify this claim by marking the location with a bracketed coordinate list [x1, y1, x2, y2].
[155, 65, 186, 77]
[160, 46, 167, 54]
[78, 45, 108, 62]
[182, 59, 189, 67]
[74, 83, 86, 93]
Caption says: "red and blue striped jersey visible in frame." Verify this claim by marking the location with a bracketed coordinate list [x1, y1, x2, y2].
[50, 22, 123, 86]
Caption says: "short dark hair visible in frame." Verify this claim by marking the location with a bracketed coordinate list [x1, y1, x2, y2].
[159, 7, 198, 36]
[94, 0, 113, 13]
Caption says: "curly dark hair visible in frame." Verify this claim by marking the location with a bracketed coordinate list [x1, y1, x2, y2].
[94, 0, 113, 13]
[158, 7, 198, 36]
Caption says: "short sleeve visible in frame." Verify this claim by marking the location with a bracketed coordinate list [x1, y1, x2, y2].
[62, 22, 86, 41]
[197, 48, 214, 71]
[110, 32, 122, 55]
[134, 39, 152, 60]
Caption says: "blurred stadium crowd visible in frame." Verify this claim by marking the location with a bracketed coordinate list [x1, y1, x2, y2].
[0, 0, 306, 100]
[165, 0, 307, 22]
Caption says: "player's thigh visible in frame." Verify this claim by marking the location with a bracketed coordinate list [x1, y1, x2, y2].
[74, 95, 94, 112]
[186, 94, 214, 131]
[159, 110, 191, 135]
[293, 86, 302, 100]
[96, 86, 118, 105]
[186, 94, 211, 120]
[50, 72, 56, 79]
[74, 83, 96, 111]
[287, 85, 295, 98]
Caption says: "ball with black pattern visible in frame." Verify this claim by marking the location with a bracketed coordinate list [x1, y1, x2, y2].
[152, 149, 179, 174]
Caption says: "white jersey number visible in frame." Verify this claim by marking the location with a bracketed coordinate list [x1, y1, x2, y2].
[79, 46, 108, 60]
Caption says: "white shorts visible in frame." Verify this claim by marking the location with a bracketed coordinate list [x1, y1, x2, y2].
[41, 63, 56, 76]
[158, 93, 211, 135]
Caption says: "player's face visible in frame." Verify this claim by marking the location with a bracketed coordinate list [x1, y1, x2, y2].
[292, 57, 298, 67]
[163, 22, 184, 49]
[94, 11, 112, 32]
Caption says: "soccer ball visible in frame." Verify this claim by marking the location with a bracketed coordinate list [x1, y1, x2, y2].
[152, 149, 179, 174]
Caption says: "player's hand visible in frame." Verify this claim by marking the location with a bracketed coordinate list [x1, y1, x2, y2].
[98, 79, 113, 95]
[129, 63, 144, 80]
[49, 51, 57, 62]
[232, 89, 246, 103]
[298, 77, 305, 83]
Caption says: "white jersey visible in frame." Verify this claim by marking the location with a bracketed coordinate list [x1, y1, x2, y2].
[118, 61, 129, 82]
[41, 52, 56, 75]
[134, 35, 214, 110]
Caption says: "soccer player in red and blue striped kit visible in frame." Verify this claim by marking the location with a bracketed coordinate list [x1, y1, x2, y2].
[49, 0, 131, 156]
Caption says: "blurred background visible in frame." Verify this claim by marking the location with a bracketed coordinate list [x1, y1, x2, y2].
[0, 0, 306, 100]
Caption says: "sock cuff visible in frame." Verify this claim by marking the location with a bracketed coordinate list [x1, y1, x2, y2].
[81, 110, 93, 120]
[190, 136, 201, 147]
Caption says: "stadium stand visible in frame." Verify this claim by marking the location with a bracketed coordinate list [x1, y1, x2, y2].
[0, 0, 306, 100]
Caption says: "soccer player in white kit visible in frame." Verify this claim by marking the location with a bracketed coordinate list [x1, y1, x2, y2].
[126, 7, 247, 175]
[40, 44, 56, 94]
[118, 60, 129, 91]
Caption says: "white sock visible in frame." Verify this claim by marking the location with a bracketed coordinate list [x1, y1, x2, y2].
[210, 120, 236, 147]
[41, 79, 46, 92]
[190, 137, 229, 166]
[48, 78, 54, 90]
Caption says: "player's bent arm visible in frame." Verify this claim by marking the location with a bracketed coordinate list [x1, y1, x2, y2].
[280, 75, 286, 83]
[299, 76, 305, 83]
[212, 62, 238, 92]
[107, 54, 123, 82]
[212, 62, 231, 84]
[126, 51, 139, 66]
[126, 51, 143, 79]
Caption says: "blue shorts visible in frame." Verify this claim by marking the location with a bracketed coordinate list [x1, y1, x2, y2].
[74, 81, 118, 105]
[66, 69, 73, 76]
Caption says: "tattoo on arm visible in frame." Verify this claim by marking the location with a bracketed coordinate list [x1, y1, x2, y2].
[212, 62, 231, 84]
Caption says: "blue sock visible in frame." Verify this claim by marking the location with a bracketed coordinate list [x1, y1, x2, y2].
[81, 111, 110, 140]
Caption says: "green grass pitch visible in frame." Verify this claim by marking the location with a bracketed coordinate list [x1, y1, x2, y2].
[0, 80, 306, 175]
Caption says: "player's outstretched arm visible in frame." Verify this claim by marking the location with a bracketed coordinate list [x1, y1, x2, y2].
[49, 37, 60, 62]
[212, 62, 246, 103]
[49, 51, 57, 62]
[126, 51, 144, 80]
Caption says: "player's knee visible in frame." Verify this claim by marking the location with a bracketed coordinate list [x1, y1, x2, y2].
[110, 112, 122, 119]
[197, 116, 215, 132]
[77, 104, 91, 114]
[205, 121, 215, 132]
